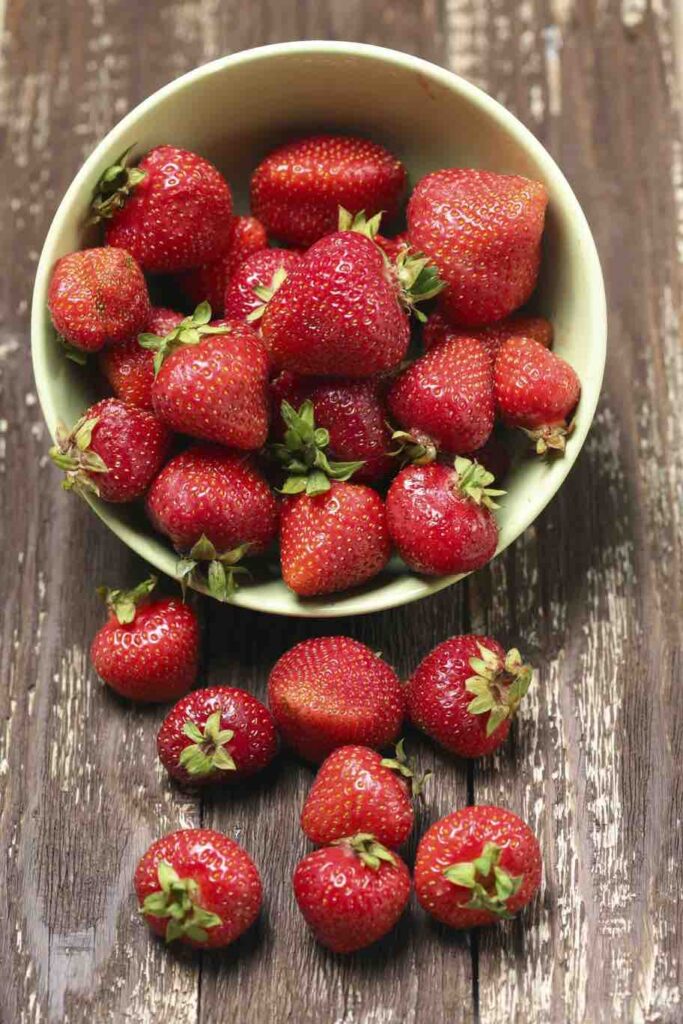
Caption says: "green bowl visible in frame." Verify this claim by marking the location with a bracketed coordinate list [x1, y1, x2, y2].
[31, 41, 606, 618]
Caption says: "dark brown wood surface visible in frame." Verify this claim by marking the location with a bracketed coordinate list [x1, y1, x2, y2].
[1, 2, 681, 1021]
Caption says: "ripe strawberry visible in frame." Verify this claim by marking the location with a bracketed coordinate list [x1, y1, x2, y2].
[408, 169, 548, 325]
[386, 457, 503, 576]
[414, 806, 542, 928]
[407, 635, 532, 757]
[494, 336, 581, 455]
[91, 145, 233, 273]
[99, 307, 183, 410]
[90, 575, 199, 701]
[49, 398, 171, 502]
[136, 828, 262, 947]
[268, 636, 404, 763]
[157, 686, 278, 786]
[176, 215, 268, 314]
[48, 247, 150, 354]
[250, 135, 406, 247]
[423, 310, 554, 356]
[301, 741, 430, 849]
[223, 248, 302, 325]
[293, 834, 411, 953]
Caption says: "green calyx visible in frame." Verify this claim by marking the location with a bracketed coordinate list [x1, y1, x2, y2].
[270, 400, 364, 497]
[390, 428, 438, 466]
[179, 710, 236, 777]
[443, 842, 524, 919]
[247, 266, 290, 324]
[380, 738, 432, 798]
[522, 419, 575, 457]
[138, 302, 229, 374]
[96, 574, 157, 625]
[453, 456, 506, 509]
[337, 206, 384, 240]
[140, 860, 222, 944]
[394, 246, 445, 322]
[48, 415, 109, 497]
[90, 144, 147, 223]
[57, 335, 88, 365]
[333, 833, 397, 871]
[176, 534, 251, 602]
[465, 644, 533, 736]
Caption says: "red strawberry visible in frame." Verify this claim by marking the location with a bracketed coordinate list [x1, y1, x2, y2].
[92, 145, 233, 273]
[146, 444, 279, 601]
[386, 457, 503, 576]
[250, 135, 406, 247]
[176, 215, 268, 314]
[423, 310, 554, 355]
[494, 336, 580, 455]
[301, 741, 429, 849]
[408, 169, 548, 325]
[99, 307, 183, 410]
[414, 806, 542, 928]
[223, 248, 302, 325]
[49, 398, 171, 502]
[136, 828, 262, 948]
[407, 635, 532, 757]
[388, 335, 494, 455]
[90, 576, 199, 701]
[268, 636, 404, 763]
[48, 247, 150, 354]
[293, 834, 411, 953]
[375, 231, 410, 262]
[157, 686, 278, 786]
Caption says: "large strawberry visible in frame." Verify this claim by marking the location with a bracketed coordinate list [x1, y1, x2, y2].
[91, 145, 233, 273]
[99, 307, 183, 410]
[224, 248, 302, 325]
[176, 215, 268, 314]
[408, 169, 548, 326]
[250, 134, 406, 247]
[423, 310, 553, 355]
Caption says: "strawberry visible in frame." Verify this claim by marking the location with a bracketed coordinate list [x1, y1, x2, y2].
[99, 307, 183, 410]
[146, 444, 279, 601]
[176, 215, 268, 314]
[136, 828, 262, 948]
[267, 636, 404, 763]
[414, 806, 542, 928]
[139, 302, 270, 450]
[386, 457, 503, 576]
[90, 575, 199, 701]
[91, 145, 233, 273]
[494, 336, 581, 455]
[157, 686, 278, 786]
[387, 335, 495, 455]
[49, 398, 171, 502]
[250, 135, 406, 247]
[407, 635, 532, 757]
[293, 834, 411, 953]
[223, 248, 302, 325]
[48, 247, 150, 354]
[423, 310, 554, 355]
[301, 741, 430, 849]
[408, 169, 548, 325]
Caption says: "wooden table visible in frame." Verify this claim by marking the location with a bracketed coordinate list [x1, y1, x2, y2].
[2, 2, 681, 1021]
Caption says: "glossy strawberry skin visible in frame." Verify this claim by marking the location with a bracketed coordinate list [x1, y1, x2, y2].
[152, 322, 270, 450]
[279, 482, 391, 597]
[105, 146, 233, 273]
[414, 806, 542, 928]
[223, 248, 302, 325]
[250, 135, 406, 248]
[301, 746, 414, 848]
[157, 686, 278, 786]
[91, 597, 199, 701]
[268, 636, 404, 763]
[146, 445, 279, 555]
[408, 169, 548, 326]
[424, 310, 554, 356]
[176, 215, 268, 314]
[293, 843, 411, 953]
[494, 336, 580, 429]
[135, 828, 262, 948]
[99, 307, 183, 410]
[48, 247, 150, 352]
[260, 232, 410, 377]
[386, 463, 498, 576]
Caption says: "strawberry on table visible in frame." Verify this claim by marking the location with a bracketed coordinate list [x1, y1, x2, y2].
[423, 310, 554, 355]
[99, 307, 184, 410]
[224, 247, 302, 325]
[176, 215, 268, 315]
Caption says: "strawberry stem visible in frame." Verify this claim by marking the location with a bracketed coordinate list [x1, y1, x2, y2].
[443, 842, 524, 918]
[90, 144, 146, 223]
[176, 535, 251, 602]
[380, 738, 432, 798]
[48, 415, 109, 497]
[140, 860, 222, 943]
[453, 456, 506, 509]
[332, 833, 397, 871]
[138, 302, 230, 374]
[465, 645, 533, 736]
[270, 400, 364, 496]
[522, 419, 575, 457]
[96, 574, 157, 625]
[179, 711, 237, 777]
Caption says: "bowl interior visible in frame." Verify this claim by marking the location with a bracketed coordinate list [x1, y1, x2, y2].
[32, 42, 606, 618]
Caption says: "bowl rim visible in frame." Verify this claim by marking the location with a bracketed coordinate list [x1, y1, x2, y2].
[31, 40, 607, 618]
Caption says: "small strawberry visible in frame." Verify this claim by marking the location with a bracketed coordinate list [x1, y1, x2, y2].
[90, 575, 199, 701]
[408, 169, 548, 325]
[99, 307, 183, 410]
[136, 828, 262, 948]
[414, 806, 542, 928]
[407, 635, 532, 757]
[386, 457, 503, 576]
[301, 741, 430, 849]
[146, 444, 279, 601]
[250, 135, 406, 247]
[49, 398, 171, 502]
[176, 215, 268, 314]
[293, 833, 411, 953]
[223, 248, 302, 325]
[48, 247, 150, 355]
[494, 336, 581, 455]
[423, 310, 554, 355]
[157, 686, 278, 786]
[268, 636, 404, 763]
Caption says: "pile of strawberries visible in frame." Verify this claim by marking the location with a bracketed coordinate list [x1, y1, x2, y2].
[48, 135, 581, 600]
